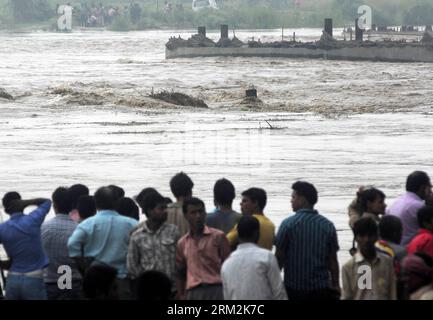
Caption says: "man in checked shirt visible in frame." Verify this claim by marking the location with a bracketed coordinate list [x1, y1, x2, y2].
[127, 192, 180, 296]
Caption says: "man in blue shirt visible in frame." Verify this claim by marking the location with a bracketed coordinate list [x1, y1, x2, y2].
[275, 181, 340, 300]
[67, 186, 138, 299]
[0, 192, 51, 300]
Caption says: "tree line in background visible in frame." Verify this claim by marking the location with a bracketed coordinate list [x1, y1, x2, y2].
[1, 0, 433, 30]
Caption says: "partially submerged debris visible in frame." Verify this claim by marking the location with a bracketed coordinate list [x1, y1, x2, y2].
[168, 34, 433, 52]
[188, 34, 216, 48]
[0, 87, 14, 100]
[149, 90, 208, 108]
[238, 96, 264, 108]
[259, 120, 278, 130]
[50, 86, 104, 105]
[231, 36, 245, 47]
[319, 31, 336, 43]
[166, 34, 216, 50]
[49, 84, 209, 109]
[216, 36, 245, 48]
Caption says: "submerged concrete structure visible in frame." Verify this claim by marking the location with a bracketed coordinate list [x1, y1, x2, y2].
[166, 44, 433, 63]
[165, 23, 433, 63]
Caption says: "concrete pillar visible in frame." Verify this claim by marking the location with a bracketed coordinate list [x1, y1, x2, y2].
[198, 26, 206, 37]
[220, 24, 229, 39]
[324, 18, 333, 37]
[355, 18, 363, 41]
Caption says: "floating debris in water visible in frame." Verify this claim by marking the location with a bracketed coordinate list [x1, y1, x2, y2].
[149, 90, 208, 108]
[48, 84, 208, 109]
[0, 87, 14, 100]
[50, 85, 105, 105]
[238, 96, 264, 108]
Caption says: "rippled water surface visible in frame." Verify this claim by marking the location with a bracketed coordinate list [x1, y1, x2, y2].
[1, 28, 433, 263]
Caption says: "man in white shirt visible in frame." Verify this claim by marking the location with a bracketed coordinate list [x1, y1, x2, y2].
[221, 216, 287, 300]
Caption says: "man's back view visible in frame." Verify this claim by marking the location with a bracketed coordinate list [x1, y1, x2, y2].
[386, 171, 432, 245]
[275, 181, 340, 300]
[166, 172, 193, 237]
[221, 216, 287, 300]
[68, 187, 137, 298]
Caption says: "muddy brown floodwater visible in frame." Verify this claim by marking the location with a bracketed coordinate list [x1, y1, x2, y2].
[1, 28, 433, 264]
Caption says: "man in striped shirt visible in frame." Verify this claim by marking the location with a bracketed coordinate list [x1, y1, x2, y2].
[275, 181, 341, 300]
[127, 192, 180, 292]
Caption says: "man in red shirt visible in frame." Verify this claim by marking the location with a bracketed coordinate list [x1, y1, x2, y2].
[176, 197, 231, 300]
[407, 206, 433, 259]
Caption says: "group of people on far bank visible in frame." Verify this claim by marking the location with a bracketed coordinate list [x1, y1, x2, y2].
[0, 170, 432, 300]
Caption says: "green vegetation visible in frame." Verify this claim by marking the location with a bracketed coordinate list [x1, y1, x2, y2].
[1, 0, 433, 31]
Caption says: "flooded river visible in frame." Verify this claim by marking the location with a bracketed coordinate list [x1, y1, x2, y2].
[1, 28, 433, 263]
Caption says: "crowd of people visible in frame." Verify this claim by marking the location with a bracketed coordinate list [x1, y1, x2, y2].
[71, 2, 179, 28]
[0, 170, 432, 300]
[74, 2, 144, 27]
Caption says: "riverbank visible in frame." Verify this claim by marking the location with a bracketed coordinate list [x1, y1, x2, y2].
[1, 0, 432, 32]
[0, 5, 325, 32]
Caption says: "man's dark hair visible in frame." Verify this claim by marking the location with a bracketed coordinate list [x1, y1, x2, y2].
[135, 271, 172, 301]
[82, 264, 118, 300]
[135, 188, 159, 209]
[292, 181, 318, 206]
[108, 185, 125, 202]
[116, 197, 139, 221]
[358, 188, 386, 213]
[241, 188, 267, 211]
[77, 195, 96, 221]
[417, 206, 433, 229]
[52, 187, 72, 214]
[68, 184, 90, 211]
[379, 215, 403, 244]
[406, 171, 431, 193]
[353, 217, 379, 238]
[237, 216, 260, 241]
[94, 187, 116, 210]
[182, 197, 205, 215]
[214, 178, 235, 207]
[2, 192, 21, 214]
[170, 172, 194, 199]
[142, 192, 166, 216]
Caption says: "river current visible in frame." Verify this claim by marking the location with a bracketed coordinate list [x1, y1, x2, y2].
[1, 28, 433, 263]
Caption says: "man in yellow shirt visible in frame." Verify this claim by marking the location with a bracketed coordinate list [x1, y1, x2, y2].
[226, 188, 275, 250]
